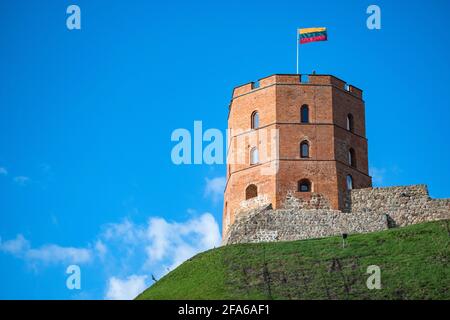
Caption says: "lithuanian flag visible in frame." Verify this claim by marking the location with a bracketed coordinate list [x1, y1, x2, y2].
[298, 27, 327, 44]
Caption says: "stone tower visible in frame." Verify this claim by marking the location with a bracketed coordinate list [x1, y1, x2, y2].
[223, 74, 372, 237]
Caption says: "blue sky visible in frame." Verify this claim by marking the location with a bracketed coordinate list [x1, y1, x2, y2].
[0, 0, 449, 299]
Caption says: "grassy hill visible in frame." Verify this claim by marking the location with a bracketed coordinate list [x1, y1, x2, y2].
[137, 220, 450, 300]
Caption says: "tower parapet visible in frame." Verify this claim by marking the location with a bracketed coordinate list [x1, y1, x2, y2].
[232, 74, 363, 100]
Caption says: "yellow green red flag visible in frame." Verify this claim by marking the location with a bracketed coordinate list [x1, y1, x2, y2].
[298, 27, 327, 44]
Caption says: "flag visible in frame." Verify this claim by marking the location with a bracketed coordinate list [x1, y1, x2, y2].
[298, 27, 327, 44]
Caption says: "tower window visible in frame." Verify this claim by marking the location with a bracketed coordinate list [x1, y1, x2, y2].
[301, 105, 309, 123]
[347, 114, 354, 132]
[348, 148, 356, 167]
[251, 111, 259, 129]
[250, 147, 259, 165]
[346, 175, 353, 190]
[297, 179, 311, 192]
[245, 184, 258, 200]
[300, 141, 309, 158]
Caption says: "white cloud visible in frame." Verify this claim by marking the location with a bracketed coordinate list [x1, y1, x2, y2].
[145, 213, 221, 270]
[13, 176, 30, 186]
[0, 167, 7, 176]
[204, 176, 226, 202]
[101, 219, 145, 244]
[1, 211, 222, 300]
[105, 275, 148, 300]
[0, 234, 92, 265]
[26, 245, 92, 264]
[99, 213, 221, 274]
[0, 234, 29, 255]
[94, 212, 221, 299]
[95, 240, 107, 260]
[145, 218, 171, 262]
[181, 213, 221, 249]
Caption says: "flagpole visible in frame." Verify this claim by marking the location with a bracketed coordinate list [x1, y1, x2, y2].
[296, 29, 299, 74]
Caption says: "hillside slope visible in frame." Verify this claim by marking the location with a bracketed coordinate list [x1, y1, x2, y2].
[137, 220, 450, 300]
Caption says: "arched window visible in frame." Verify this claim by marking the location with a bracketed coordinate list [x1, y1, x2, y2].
[251, 111, 259, 129]
[348, 148, 356, 167]
[346, 175, 353, 190]
[250, 147, 259, 165]
[301, 105, 309, 123]
[297, 179, 311, 192]
[347, 114, 354, 132]
[300, 141, 309, 158]
[245, 184, 258, 200]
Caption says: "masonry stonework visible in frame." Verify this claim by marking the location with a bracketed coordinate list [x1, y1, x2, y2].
[224, 185, 450, 245]
[346, 185, 450, 227]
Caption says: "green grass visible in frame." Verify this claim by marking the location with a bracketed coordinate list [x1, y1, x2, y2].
[136, 220, 450, 300]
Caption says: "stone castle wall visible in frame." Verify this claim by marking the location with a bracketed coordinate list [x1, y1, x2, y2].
[224, 185, 450, 245]
[223, 206, 388, 245]
[346, 185, 450, 227]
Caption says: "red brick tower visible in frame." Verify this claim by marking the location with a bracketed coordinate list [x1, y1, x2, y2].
[223, 74, 372, 237]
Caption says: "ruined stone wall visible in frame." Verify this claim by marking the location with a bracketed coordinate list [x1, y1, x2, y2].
[283, 191, 331, 210]
[223, 205, 388, 245]
[347, 185, 450, 227]
[224, 185, 450, 245]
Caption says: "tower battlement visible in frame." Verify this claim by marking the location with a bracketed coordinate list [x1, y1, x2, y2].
[232, 74, 363, 100]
